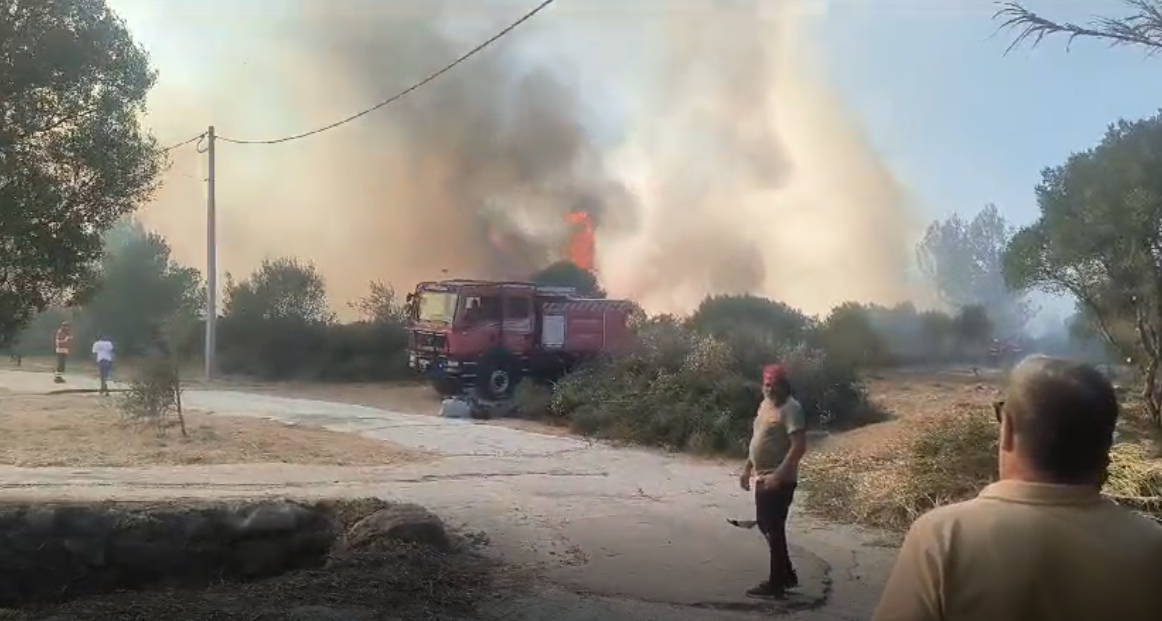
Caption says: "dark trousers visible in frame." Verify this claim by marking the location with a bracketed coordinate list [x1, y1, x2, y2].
[755, 482, 797, 586]
[55, 353, 67, 374]
[98, 360, 112, 394]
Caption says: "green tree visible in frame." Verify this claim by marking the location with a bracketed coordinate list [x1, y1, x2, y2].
[1067, 306, 1125, 364]
[953, 304, 993, 353]
[224, 258, 334, 324]
[688, 294, 814, 344]
[351, 280, 406, 324]
[0, 0, 165, 347]
[1003, 113, 1162, 424]
[996, 1, 1162, 54]
[80, 225, 202, 356]
[916, 204, 1029, 334]
[819, 302, 891, 369]
[530, 261, 605, 297]
[102, 218, 149, 256]
[918, 310, 956, 361]
[686, 294, 818, 380]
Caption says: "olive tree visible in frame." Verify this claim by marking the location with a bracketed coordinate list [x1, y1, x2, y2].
[1003, 113, 1162, 425]
[996, 1, 1162, 54]
[0, 0, 166, 346]
[81, 223, 202, 356]
[223, 258, 334, 324]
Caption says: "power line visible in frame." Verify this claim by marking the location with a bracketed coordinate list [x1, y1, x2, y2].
[216, 0, 556, 146]
[161, 132, 207, 152]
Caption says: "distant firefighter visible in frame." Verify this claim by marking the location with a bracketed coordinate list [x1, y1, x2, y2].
[52, 321, 72, 383]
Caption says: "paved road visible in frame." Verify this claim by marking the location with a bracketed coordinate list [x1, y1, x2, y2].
[0, 370, 895, 620]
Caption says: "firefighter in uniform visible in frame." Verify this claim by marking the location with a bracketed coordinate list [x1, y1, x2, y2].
[53, 321, 72, 383]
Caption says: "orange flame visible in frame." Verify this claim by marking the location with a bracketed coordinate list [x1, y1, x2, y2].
[565, 211, 595, 272]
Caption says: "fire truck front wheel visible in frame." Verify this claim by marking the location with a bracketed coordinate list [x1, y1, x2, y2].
[476, 351, 520, 400]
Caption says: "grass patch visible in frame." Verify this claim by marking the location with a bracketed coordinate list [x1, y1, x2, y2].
[0, 391, 424, 468]
[802, 406, 1162, 532]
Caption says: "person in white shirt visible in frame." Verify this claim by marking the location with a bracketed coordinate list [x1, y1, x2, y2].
[91, 336, 114, 395]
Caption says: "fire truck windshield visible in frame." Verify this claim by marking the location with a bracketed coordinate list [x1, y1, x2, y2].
[417, 291, 457, 323]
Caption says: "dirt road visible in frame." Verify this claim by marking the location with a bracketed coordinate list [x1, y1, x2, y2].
[0, 370, 894, 620]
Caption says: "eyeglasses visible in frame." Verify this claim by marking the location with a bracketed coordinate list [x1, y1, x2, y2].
[992, 400, 1004, 423]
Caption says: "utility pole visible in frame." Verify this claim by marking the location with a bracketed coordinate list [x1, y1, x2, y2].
[204, 126, 217, 381]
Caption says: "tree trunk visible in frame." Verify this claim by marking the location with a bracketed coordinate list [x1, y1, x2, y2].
[173, 375, 187, 437]
[1141, 355, 1160, 427]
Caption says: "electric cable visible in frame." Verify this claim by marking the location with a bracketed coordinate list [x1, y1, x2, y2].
[216, 0, 555, 146]
[161, 133, 206, 152]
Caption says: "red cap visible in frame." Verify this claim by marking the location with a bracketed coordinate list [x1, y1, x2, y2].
[762, 364, 787, 384]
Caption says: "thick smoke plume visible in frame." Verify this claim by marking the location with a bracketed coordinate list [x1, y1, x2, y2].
[130, 0, 923, 317]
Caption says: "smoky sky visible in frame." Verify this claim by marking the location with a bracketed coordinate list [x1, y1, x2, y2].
[139, 0, 922, 316]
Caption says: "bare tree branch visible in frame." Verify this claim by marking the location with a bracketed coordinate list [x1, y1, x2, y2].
[995, 0, 1162, 54]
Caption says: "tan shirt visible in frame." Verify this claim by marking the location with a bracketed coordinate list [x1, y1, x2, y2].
[872, 480, 1162, 621]
[748, 396, 807, 479]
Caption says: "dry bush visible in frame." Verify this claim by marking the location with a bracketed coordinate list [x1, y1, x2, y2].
[802, 407, 997, 531]
[120, 355, 186, 436]
[1104, 443, 1162, 519]
[802, 408, 1162, 532]
[511, 379, 554, 420]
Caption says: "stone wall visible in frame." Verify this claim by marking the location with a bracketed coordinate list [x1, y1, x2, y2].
[0, 499, 449, 607]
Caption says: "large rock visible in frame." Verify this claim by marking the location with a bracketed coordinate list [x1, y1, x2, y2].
[0, 500, 343, 606]
[343, 504, 451, 552]
[0, 499, 453, 607]
[233, 502, 314, 536]
[286, 606, 375, 621]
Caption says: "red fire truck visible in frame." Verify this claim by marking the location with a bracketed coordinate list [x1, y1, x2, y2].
[405, 279, 637, 399]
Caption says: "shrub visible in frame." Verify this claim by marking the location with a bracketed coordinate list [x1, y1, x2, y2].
[120, 353, 187, 436]
[687, 296, 887, 430]
[544, 308, 882, 455]
[217, 317, 410, 382]
[312, 321, 411, 382]
[511, 379, 554, 420]
[818, 302, 893, 369]
[688, 294, 814, 344]
[215, 261, 412, 382]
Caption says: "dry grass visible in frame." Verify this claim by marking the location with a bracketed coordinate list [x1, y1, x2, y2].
[1104, 443, 1162, 516]
[26, 539, 502, 621]
[0, 391, 424, 468]
[802, 370, 1162, 532]
[803, 405, 999, 532]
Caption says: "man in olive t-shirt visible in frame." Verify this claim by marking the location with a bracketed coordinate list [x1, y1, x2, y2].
[738, 363, 808, 599]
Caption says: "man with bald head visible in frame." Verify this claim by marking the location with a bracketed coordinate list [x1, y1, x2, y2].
[873, 355, 1162, 621]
